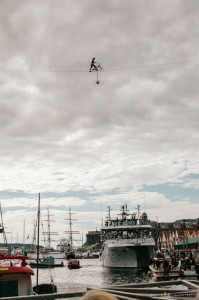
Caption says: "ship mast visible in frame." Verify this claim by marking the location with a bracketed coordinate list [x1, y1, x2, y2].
[0, 202, 8, 246]
[64, 207, 79, 251]
[31, 218, 37, 250]
[43, 208, 58, 250]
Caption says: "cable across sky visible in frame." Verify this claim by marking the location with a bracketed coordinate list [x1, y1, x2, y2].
[0, 58, 197, 73]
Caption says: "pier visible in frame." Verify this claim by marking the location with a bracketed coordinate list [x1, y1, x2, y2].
[88, 279, 199, 299]
[1, 280, 199, 299]
[1, 280, 199, 300]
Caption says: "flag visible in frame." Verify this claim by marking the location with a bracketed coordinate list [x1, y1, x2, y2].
[27, 234, 29, 240]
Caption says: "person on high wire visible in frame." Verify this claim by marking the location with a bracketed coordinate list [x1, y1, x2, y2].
[89, 57, 98, 72]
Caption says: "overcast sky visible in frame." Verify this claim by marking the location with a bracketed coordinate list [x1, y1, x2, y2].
[0, 0, 199, 246]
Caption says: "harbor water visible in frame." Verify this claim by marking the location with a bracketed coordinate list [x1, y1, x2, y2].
[31, 258, 151, 294]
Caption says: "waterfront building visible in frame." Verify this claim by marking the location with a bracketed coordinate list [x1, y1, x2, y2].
[150, 218, 199, 251]
[86, 231, 101, 247]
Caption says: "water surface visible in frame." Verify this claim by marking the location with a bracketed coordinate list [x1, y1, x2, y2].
[31, 258, 150, 293]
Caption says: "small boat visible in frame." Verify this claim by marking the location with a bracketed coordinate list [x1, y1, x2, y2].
[179, 259, 199, 277]
[0, 247, 9, 256]
[65, 250, 76, 259]
[29, 256, 64, 268]
[181, 268, 199, 277]
[67, 259, 81, 269]
[11, 246, 23, 256]
[149, 255, 181, 279]
[0, 253, 34, 297]
[33, 283, 57, 294]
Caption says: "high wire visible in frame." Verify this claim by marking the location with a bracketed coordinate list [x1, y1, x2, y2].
[0, 59, 197, 73]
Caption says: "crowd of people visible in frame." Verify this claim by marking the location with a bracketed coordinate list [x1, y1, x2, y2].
[151, 249, 199, 275]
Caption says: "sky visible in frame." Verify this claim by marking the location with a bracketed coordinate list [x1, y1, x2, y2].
[0, 0, 199, 247]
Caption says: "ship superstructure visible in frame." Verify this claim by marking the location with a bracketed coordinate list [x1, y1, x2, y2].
[100, 204, 155, 268]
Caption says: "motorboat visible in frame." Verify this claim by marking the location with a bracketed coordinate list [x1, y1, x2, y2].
[27, 249, 65, 260]
[149, 255, 181, 279]
[179, 258, 199, 277]
[29, 256, 64, 268]
[67, 259, 81, 269]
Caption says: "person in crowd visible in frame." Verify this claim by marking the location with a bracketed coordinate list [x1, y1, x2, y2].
[172, 256, 178, 269]
[163, 258, 171, 276]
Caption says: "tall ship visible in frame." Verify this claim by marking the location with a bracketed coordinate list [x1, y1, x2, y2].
[27, 209, 65, 260]
[64, 207, 80, 259]
[100, 204, 155, 268]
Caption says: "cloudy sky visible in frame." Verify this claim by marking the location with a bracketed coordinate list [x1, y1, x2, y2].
[0, 0, 199, 246]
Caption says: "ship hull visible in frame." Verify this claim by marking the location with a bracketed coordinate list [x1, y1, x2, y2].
[27, 252, 65, 260]
[100, 239, 154, 268]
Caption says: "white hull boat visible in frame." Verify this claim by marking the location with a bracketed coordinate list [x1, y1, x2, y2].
[27, 251, 65, 260]
[149, 255, 181, 279]
[100, 204, 155, 268]
[149, 264, 181, 279]
[101, 238, 154, 268]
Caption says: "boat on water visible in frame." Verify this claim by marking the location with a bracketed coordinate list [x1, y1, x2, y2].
[0, 249, 34, 297]
[64, 208, 80, 259]
[29, 256, 64, 268]
[27, 248, 65, 260]
[27, 208, 65, 260]
[149, 255, 181, 279]
[100, 204, 155, 268]
[0, 204, 34, 297]
[11, 246, 24, 256]
[0, 197, 59, 297]
[67, 259, 81, 269]
[33, 283, 57, 294]
[179, 257, 199, 277]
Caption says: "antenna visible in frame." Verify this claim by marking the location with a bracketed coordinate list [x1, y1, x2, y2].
[135, 205, 140, 219]
[106, 206, 112, 220]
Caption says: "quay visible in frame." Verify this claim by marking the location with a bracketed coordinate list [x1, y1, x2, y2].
[88, 279, 199, 299]
[0, 291, 85, 300]
[0, 280, 199, 299]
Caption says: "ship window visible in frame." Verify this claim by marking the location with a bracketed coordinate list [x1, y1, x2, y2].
[0, 280, 18, 297]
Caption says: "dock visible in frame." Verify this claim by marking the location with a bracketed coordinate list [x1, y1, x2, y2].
[0, 280, 199, 299]
[88, 279, 199, 299]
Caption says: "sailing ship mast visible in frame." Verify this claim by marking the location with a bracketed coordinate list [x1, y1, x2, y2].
[32, 218, 37, 250]
[43, 208, 58, 250]
[64, 207, 80, 254]
[0, 202, 8, 247]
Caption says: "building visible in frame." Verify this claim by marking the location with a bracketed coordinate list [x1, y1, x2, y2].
[86, 230, 101, 246]
[150, 218, 199, 250]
